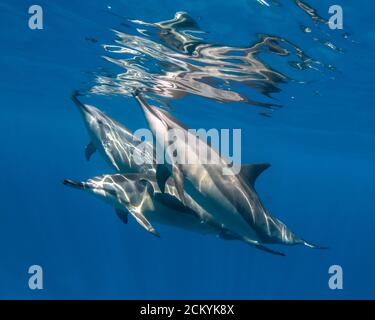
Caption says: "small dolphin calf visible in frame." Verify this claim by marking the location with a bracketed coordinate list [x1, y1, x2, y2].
[134, 91, 325, 255]
[71, 92, 153, 173]
[63, 173, 230, 238]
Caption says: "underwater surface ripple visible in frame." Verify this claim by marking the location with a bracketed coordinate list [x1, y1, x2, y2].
[90, 9, 342, 113]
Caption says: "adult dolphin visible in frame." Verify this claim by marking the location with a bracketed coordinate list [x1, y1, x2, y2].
[71, 91, 154, 173]
[63, 173, 230, 238]
[133, 91, 325, 255]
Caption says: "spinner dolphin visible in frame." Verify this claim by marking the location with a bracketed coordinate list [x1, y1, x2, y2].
[71, 91, 154, 173]
[63, 173, 233, 238]
[133, 91, 325, 255]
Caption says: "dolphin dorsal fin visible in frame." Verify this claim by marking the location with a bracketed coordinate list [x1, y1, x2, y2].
[239, 163, 271, 187]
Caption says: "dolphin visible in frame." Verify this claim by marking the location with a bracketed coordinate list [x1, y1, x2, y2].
[71, 91, 154, 173]
[69, 93, 219, 238]
[133, 91, 325, 255]
[63, 173, 232, 238]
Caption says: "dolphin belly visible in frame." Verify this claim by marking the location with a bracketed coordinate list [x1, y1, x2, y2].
[182, 169, 262, 242]
[143, 199, 219, 235]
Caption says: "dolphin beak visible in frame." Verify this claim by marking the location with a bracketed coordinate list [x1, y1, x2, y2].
[71, 91, 92, 116]
[132, 90, 154, 114]
[63, 179, 85, 189]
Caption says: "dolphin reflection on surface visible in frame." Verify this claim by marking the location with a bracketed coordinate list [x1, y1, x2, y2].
[91, 11, 330, 110]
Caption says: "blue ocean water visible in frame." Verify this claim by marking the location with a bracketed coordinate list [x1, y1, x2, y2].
[0, 0, 374, 299]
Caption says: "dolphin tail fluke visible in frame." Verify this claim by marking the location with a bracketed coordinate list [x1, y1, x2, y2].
[63, 179, 85, 189]
[243, 238, 286, 256]
[301, 239, 329, 250]
[255, 244, 286, 257]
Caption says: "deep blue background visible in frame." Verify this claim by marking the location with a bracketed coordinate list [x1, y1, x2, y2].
[0, 0, 374, 299]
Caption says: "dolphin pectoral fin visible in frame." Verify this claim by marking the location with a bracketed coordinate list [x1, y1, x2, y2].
[115, 209, 129, 224]
[255, 244, 286, 257]
[172, 164, 187, 206]
[239, 163, 271, 187]
[85, 142, 97, 161]
[128, 208, 160, 238]
[156, 164, 172, 193]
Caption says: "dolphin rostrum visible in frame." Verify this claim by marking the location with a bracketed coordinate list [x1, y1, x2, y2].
[133, 91, 325, 255]
[71, 91, 154, 173]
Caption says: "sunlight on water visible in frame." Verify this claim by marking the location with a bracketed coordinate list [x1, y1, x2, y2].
[89, 10, 340, 110]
